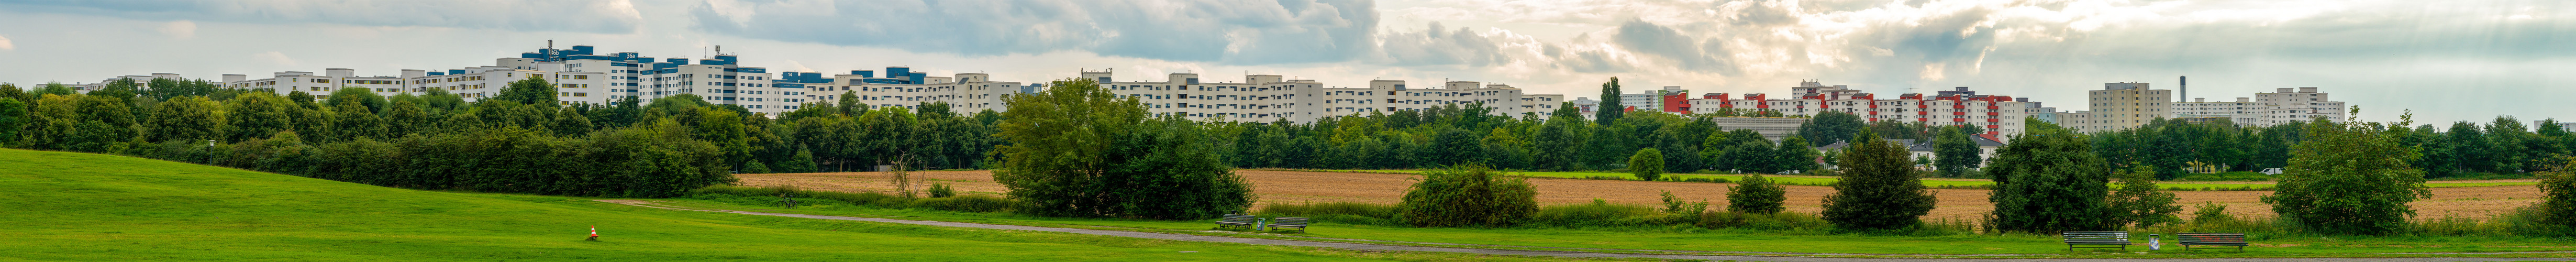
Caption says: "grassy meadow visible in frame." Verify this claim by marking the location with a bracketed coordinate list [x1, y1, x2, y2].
[0, 149, 1558, 261]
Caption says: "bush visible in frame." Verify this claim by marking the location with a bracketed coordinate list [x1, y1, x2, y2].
[926, 183, 956, 198]
[1629, 148, 1665, 181]
[1534, 200, 1656, 227]
[1259, 202, 1396, 219]
[2108, 165, 2182, 228]
[2190, 202, 2235, 224]
[1698, 211, 1831, 231]
[2537, 157, 2576, 234]
[1726, 173, 1786, 214]
[2262, 117, 2428, 235]
[912, 194, 1014, 213]
[1396, 164, 1539, 227]
[1821, 132, 1937, 231]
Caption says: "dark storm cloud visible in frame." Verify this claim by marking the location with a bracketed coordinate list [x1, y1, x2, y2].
[0, 1, 646, 34]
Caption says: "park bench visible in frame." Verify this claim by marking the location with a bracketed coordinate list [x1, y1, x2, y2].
[1215, 214, 1263, 230]
[2177, 233, 2250, 250]
[1267, 217, 1312, 233]
[2061, 231, 2134, 251]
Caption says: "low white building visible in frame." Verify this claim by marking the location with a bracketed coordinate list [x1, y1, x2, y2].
[1074, 69, 1567, 123]
[2168, 86, 2347, 127]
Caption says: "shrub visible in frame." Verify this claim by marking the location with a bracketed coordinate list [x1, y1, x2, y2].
[926, 183, 957, 198]
[1258, 202, 1399, 226]
[1629, 148, 1665, 181]
[1659, 191, 1710, 221]
[2190, 202, 2235, 224]
[913, 195, 1015, 213]
[1698, 211, 1831, 231]
[2537, 157, 2576, 234]
[2108, 165, 2182, 228]
[1396, 164, 1539, 227]
[2262, 116, 2428, 235]
[1726, 173, 1786, 214]
[993, 79, 1254, 220]
[1822, 132, 1937, 231]
[1534, 200, 1656, 227]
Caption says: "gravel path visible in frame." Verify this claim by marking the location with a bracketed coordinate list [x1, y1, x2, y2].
[596, 200, 2572, 262]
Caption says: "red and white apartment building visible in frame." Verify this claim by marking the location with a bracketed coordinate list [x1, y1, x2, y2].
[1676, 81, 2032, 142]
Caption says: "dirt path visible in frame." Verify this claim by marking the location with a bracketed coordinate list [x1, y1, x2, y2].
[597, 200, 2572, 261]
[736, 170, 2545, 221]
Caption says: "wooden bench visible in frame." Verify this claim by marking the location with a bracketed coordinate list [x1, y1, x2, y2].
[1267, 217, 1311, 233]
[2177, 233, 2249, 250]
[1215, 214, 1263, 230]
[2061, 231, 2135, 251]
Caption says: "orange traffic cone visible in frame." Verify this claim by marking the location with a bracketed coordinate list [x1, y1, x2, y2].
[586, 225, 599, 242]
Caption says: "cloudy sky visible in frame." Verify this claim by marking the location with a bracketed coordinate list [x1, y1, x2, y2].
[0, 0, 2569, 125]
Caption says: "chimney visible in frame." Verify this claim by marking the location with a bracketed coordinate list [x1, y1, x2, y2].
[2178, 76, 2186, 103]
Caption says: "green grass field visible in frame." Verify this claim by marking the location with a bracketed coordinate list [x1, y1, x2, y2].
[1317, 170, 2537, 190]
[0, 149, 1556, 261]
[656, 196, 2576, 258]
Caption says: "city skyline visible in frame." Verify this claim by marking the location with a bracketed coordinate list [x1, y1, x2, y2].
[0, 0, 2568, 125]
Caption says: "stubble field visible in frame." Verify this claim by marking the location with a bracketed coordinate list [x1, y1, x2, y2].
[737, 170, 2544, 221]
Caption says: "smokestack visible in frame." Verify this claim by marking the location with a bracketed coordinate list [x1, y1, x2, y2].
[2179, 76, 2188, 103]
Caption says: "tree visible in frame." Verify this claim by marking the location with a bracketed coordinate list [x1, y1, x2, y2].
[1629, 148, 1665, 181]
[2262, 111, 2429, 235]
[1427, 128, 1480, 167]
[1821, 131, 1938, 231]
[492, 75, 559, 106]
[1797, 111, 1864, 147]
[382, 98, 430, 136]
[225, 93, 293, 142]
[144, 96, 221, 143]
[331, 101, 386, 141]
[2536, 157, 2576, 235]
[1728, 173, 1787, 214]
[1595, 77, 1623, 125]
[1397, 164, 1540, 227]
[1774, 136, 1822, 172]
[1934, 126, 1982, 178]
[0, 98, 24, 147]
[325, 86, 387, 114]
[992, 78, 1253, 219]
[1985, 128, 2114, 233]
[2106, 164, 2182, 228]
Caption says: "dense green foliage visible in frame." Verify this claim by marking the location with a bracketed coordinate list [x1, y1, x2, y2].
[1933, 126, 1981, 177]
[2263, 112, 2430, 235]
[1796, 111, 1863, 147]
[1628, 148, 1665, 181]
[1726, 173, 1787, 214]
[2533, 157, 2576, 235]
[1822, 132, 1938, 231]
[1396, 165, 1540, 227]
[1594, 78, 1622, 125]
[2106, 165, 2182, 228]
[992, 78, 1254, 220]
[1985, 128, 2113, 234]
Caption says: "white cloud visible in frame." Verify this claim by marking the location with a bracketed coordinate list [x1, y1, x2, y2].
[0, 1, 646, 34]
[687, 0, 1379, 64]
[0, 35, 13, 50]
[159, 20, 195, 39]
[253, 51, 297, 66]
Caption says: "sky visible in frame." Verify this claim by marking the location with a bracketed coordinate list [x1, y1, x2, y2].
[0, 0, 2569, 125]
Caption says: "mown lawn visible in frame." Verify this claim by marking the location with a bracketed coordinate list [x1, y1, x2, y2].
[1317, 170, 2536, 190]
[0, 149, 1568, 261]
[654, 197, 2576, 258]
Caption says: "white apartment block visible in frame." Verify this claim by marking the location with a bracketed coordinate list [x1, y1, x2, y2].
[2165, 86, 2346, 127]
[791, 66, 1025, 113]
[198, 45, 813, 115]
[1076, 69, 1567, 123]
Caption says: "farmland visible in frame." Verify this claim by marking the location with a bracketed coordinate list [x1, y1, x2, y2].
[735, 170, 2548, 222]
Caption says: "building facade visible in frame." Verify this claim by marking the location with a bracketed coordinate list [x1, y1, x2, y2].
[1679, 82, 2032, 142]
[2167, 86, 2347, 127]
[1074, 70, 1566, 123]
[2072, 82, 2172, 133]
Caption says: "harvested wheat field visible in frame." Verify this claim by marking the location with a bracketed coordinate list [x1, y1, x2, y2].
[735, 170, 2544, 221]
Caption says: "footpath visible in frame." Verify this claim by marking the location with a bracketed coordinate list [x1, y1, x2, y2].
[595, 200, 2572, 262]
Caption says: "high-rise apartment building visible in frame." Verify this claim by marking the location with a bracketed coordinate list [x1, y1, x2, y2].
[1681, 82, 2033, 141]
[1074, 70, 1567, 123]
[2072, 82, 2172, 133]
